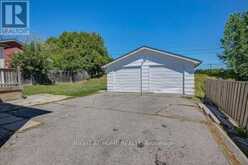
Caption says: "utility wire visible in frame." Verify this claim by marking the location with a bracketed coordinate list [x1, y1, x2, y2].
[110, 48, 223, 56]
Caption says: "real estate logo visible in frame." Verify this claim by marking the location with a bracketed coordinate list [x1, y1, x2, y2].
[0, 0, 30, 35]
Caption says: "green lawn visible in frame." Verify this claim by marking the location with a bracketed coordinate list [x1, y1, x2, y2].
[24, 77, 107, 97]
[195, 73, 214, 99]
[195, 73, 207, 98]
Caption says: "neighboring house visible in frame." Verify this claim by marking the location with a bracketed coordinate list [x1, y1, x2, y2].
[103, 46, 201, 95]
[0, 40, 23, 68]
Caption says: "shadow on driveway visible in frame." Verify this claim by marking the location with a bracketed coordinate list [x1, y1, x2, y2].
[0, 103, 51, 147]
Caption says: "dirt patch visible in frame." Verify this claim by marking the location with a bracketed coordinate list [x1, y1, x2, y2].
[137, 142, 145, 148]
[161, 124, 167, 128]
[155, 160, 167, 165]
[155, 148, 167, 165]
[206, 117, 240, 165]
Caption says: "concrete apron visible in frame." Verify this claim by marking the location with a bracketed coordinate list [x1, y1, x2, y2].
[7, 94, 71, 107]
[5, 94, 70, 133]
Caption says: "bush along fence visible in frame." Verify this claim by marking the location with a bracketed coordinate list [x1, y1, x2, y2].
[22, 70, 90, 85]
[205, 79, 248, 130]
[48, 70, 89, 83]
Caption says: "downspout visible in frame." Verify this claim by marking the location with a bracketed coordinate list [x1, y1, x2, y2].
[183, 71, 185, 95]
[182, 64, 185, 95]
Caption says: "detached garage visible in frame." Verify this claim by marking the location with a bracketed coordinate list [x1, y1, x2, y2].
[103, 46, 201, 95]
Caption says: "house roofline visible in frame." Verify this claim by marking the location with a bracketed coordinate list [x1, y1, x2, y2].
[103, 46, 202, 69]
[0, 39, 24, 48]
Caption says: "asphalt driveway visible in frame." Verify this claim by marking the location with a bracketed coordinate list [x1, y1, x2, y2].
[0, 93, 229, 165]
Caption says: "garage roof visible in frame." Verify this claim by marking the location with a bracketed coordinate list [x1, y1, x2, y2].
[103, 46, 202, 68]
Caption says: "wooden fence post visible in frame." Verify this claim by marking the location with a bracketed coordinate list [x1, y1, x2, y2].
[17, 66, 22, 88]
[1, 69, 4, 85]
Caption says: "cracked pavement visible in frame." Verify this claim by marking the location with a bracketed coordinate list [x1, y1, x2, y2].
[0, 92, 229, 165]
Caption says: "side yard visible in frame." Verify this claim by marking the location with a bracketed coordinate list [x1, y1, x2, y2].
[24, 77, 106, 97]
[195, 73, 210, 99]
[195, 70, 235, 99]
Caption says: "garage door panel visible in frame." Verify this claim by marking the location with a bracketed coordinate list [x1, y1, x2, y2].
[115, 67, 140, 92]
[150, 66, 183, 94]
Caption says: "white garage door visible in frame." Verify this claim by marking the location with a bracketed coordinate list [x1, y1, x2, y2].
[149, 66, 183, 94]
[115, 67, 140, 92]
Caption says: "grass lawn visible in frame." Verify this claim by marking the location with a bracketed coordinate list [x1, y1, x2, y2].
[195, 73, 207, 99]
[24, 76, 106, 97]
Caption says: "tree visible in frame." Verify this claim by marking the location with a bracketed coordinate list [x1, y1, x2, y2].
[47, 32, 112, 77]
[11, 41, 52, 84]
[219, 12, 248, 80]
[11, 32, 112, 84]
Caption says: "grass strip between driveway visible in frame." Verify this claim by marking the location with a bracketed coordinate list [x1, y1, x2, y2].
[23, 77, 106, 97]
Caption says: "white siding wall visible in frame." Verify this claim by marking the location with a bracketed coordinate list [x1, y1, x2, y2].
[107, 71, 115, 91]
[184, 64, 195, 95]
[141, 65, 149, 92]
[106, 49, 196, 95]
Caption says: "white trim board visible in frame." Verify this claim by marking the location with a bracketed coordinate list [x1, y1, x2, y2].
[103, 46, 201, 69]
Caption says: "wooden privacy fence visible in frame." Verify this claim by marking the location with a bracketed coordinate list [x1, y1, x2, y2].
[47, 70, 89, 84]
[0, 67, 22, 89]
[205, 79, 248, 130]
[21, 70, 90, 85]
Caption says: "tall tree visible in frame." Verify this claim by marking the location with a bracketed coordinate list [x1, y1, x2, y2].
[11, 41, 52, 84]
[219, 12, 248, 80]
[47, 32, 112, 77]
